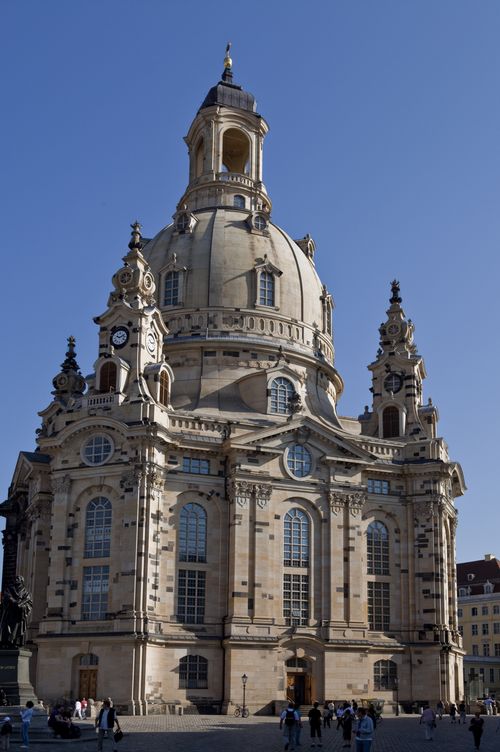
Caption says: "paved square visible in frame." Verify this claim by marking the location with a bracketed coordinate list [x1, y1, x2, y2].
[22, 714, 500, 752]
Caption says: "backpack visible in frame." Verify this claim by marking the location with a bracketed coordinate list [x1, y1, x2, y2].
[0, 723, 12, 736]
[285, 709, 296, 727]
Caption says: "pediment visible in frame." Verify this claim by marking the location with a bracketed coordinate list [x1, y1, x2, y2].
[234, 417, 375, 463]
[11, 451, 51, 491]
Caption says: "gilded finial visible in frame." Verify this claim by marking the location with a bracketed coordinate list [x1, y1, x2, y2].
[129, 221, 143, 252]
[390, 279, 402, 305]
[224, 42, 232, 70]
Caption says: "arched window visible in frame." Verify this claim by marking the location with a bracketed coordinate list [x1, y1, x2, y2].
[259, 271, 274, 306]
[179, 655, 208, 689]
[195, 137, 204, 177]
[367, 521, 389, 575]
[100, 362, 117, 393]
[164, 271, 179, 306]
[382, 406, 400, 438]
[270, 377, 294, 414]
[285, 657, 308, 669]
[159, 371, 169, 406]
[233, 194, 245, 209]
[373, 659, 397, 690]
[84, 497, 112, 558]
[284, 509, 309, 567]
[179, 503, 207, 563]
[222, 128, 249, 174]
[287, 445, 312, 478]
[80, 654, 99, 666]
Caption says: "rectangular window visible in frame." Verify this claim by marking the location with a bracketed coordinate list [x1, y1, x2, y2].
[472, 644, 479, 656]
[472, 624, 478, 635]
[82, 565, 109, 621]
[484, 644, 490, 657]
[283, 573, 309, 626]
[471, 607, 478, 616]
[482, 623, 489, 636]
[458, 625, 464, 636]
[182, 457, 210, 475]
[482, 606, 489, 615]
[494, 605, 500, 615]
[367, 479, 389, 495]
[495, 644, 500, 657]
[494, 623, 500, 634]
[457, 608, 463, 617]
[177, 570, 206, 624]
[179, 656, 208, 690]
[490, 669, 495, 683]
[367, 581, 390, 631]
[164, 271, 179, 306]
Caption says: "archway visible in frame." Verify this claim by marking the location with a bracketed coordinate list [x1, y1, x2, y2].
[286, 656, 313, 705]
[78, 654, 99, 700]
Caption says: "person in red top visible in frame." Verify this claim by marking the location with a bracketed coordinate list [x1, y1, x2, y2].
[80, 699, 87, 720]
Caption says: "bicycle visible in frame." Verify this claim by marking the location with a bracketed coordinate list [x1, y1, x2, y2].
[234, 705, 249, 718]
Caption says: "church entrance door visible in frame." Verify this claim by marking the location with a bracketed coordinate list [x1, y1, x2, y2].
[79, 669, 97, 700]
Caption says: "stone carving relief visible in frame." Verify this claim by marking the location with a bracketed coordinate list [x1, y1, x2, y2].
[328, 489, 367, 517]
[229, 480, 272, 509]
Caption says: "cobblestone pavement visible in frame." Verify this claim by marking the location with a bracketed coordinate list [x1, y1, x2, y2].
[20, 714, 500, 752]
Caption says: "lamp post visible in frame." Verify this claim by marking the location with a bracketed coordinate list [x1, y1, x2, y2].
[394, 677, 399, 716]
[242, 673, 248, 717]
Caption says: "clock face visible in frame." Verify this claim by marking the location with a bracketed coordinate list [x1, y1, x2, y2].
[384, 373, 403, 394]
[146, 332, 156, 354]
[111, 327, 129, 348]
[387, 323, 399, 335]
[118, 269, 133, 286]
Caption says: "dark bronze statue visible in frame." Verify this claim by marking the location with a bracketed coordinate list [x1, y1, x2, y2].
[0, 576, 33, 647]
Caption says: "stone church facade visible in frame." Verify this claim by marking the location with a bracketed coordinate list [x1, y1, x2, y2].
[1, 54, 465, 714]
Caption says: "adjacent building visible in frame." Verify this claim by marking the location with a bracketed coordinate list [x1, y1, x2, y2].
[0, 53, 466, 714]
[457, 555, 500, 701]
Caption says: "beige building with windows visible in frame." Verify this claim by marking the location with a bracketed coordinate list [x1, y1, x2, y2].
[1, 55, 465, 714]
[457, 555, 500, 701]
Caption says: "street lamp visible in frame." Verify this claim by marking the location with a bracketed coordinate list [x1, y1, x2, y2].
[393, 677, 399, 716]
[242, 673, 248, 717]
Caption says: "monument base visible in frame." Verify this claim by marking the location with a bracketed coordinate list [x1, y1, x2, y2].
[0, 648, 37, 705]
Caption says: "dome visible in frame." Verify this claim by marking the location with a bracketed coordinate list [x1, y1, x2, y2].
[143, 208, 334, 364]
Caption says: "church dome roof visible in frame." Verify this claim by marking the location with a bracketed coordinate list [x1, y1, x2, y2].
[143, 207, 333, 362]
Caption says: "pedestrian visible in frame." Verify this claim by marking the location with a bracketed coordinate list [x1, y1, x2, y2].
[279, 702, 299, 751]
[367, 704, 377, 730]
[336, 705, 345, 730]
[352, 700, 358, 713]
[341, 708, 353, 748]
[354, 707, 374, 752]
[327, 701, 335, 724]
[0, 717, 13, 751]
[308, 701, 322, 748]
[19, 700, 34, 749]
[484, 697, 493, 716]
[81, 698, 87, 719]
[95, 699, 121, 752]
[294, 703, 303, 748]
[420, 704, 436, 741]
[469, 712, 484, 749]
[73, 699, 83, 720]
[436, 700, 444, 720]
[322, 703, 331, 728]
[450, 702, 457, 723]
[459, 701, 467, 724]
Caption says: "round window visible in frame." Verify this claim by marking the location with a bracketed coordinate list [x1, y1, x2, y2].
[82, 435, 113, 466]
[286, 444, 312, 478]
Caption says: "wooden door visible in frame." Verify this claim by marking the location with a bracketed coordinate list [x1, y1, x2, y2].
[79, 669, 98, 699]
[286, 674, 295, 703]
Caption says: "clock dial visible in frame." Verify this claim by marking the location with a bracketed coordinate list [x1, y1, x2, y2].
[387, 323, 399, 335]
[146, 332, 156, 354]
[111, 327, 129, 348]
[118, 269, 133, 285]
[384, 373, 402, 393]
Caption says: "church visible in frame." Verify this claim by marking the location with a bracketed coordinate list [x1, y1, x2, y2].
[1, 51, 466, 715]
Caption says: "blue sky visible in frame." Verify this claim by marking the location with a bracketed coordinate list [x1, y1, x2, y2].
[2, 1, 499, 563]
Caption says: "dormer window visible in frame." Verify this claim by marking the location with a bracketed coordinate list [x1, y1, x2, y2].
[259, 271, 274, 306]
[484, 581, 494, 594]
[254, 214, 267, 231]
[99, 361, 117, 393]
[176, 214, 190, 232]
[164, 271, 179, 306]
[233, 194, 245, 209]
[382, 405, 400, 438]
[467, 573, 475, 582]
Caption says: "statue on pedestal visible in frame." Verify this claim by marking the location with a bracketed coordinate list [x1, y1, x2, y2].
[0, 576, 33, 648]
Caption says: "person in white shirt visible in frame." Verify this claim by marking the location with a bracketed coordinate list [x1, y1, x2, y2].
[20, 701, 34, 749]
[354, 708, 374, 752]
[73, 700, 83, 720]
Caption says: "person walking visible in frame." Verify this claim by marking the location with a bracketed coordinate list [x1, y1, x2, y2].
[341, 708, 353, 748]
[20, 700, 34, 749]
[336, 705, 345, 730]
[420, 705, 436, 741]
[308, 702, 323, 748]
[354, 708, 374, 752]
[459, 700, 467, 724]
[450, 702, 457, 723]
[279, 702, 299, 751]
[73, 699, 83, 720]
[0, 717, 12, 751]
[95, 699, 121, 752]
[469, 712, 484, 749]
[81, 698, 88, 719]
[436, 700, 444, 720]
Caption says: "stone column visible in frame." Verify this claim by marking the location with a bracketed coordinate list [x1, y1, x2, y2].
[45, 475, 72, 624]
[226, 479, 252, 624]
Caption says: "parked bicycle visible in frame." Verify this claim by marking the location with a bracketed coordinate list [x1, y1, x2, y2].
[234, 705, 249, 718]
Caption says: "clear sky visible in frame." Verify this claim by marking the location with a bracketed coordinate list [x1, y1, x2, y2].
[2, 0, 499, 565]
